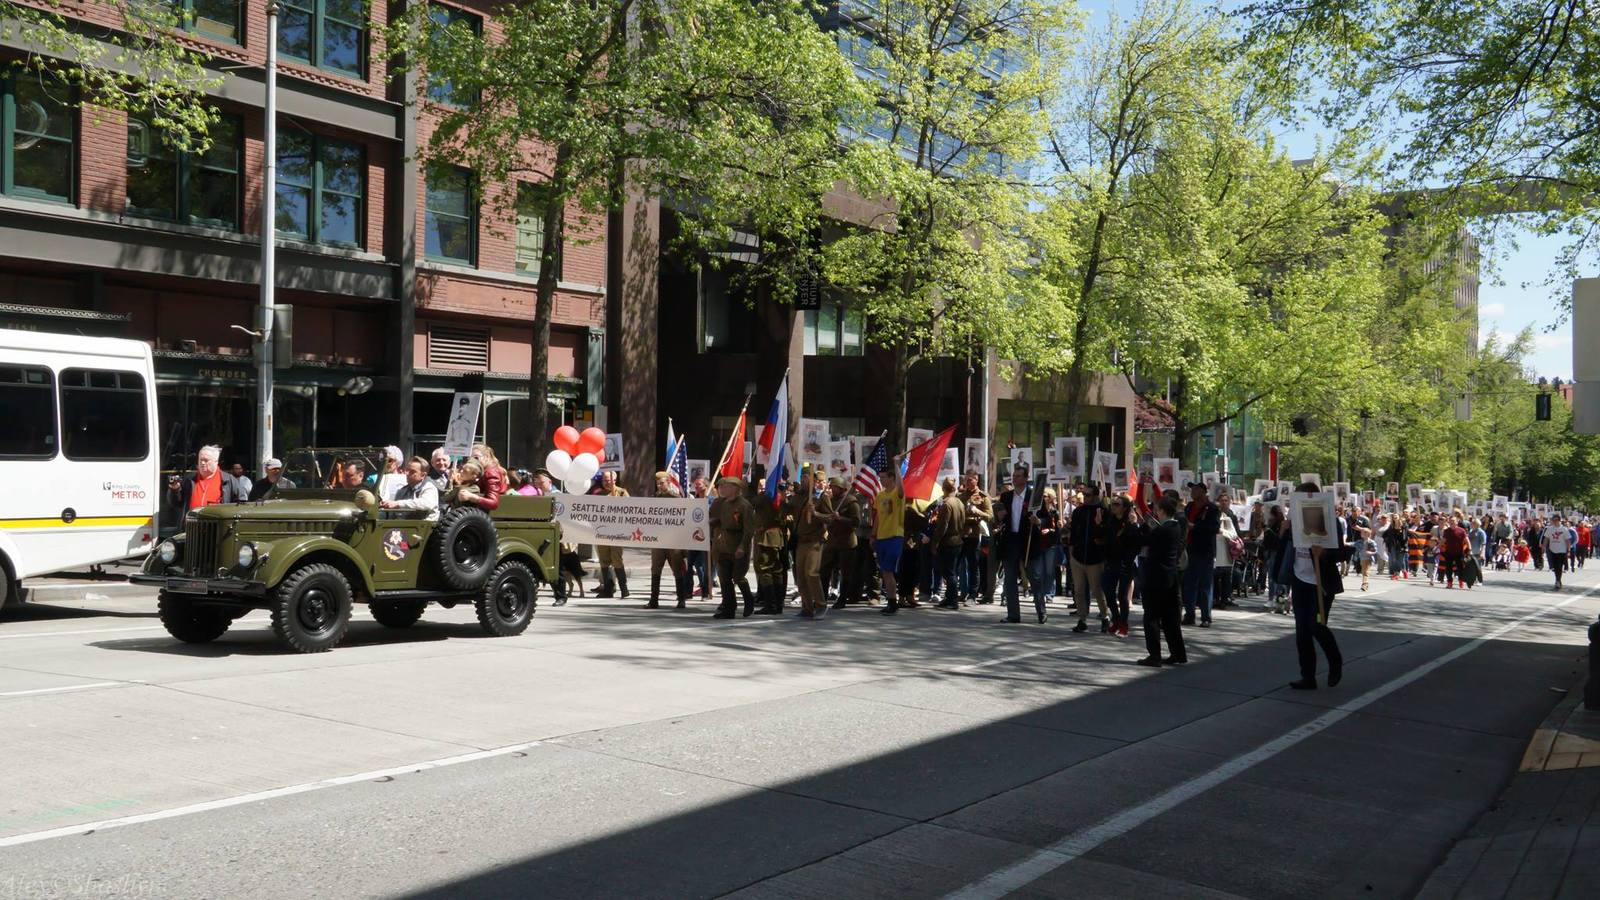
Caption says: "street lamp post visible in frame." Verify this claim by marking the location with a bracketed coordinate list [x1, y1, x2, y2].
[256, 2, 280, 469]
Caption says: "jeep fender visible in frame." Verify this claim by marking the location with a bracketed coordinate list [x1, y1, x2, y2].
[256, 536, 376, 597]
[497, 534, 559, 585]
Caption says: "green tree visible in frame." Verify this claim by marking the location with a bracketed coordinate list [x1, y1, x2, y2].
[389, 0, 866, 462]
[2, 0, 222, 149]
[1243, 0, 1599, 303]
[819, 0, 1070, 450]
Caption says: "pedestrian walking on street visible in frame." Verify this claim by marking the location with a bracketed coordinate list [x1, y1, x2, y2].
[710, 476, 755, 618]
[994, 469, 1032, 624]
[1542, 519, 1572, 590]
[929, 477, 966, 610]
[1137, 494, 1186, 667]
[787, 467, 831, 618]
[646, 471, 690, 610]
[1288, 483, 1345, 691]
[590, 470, 630, 598]
[1182, 481, 1221, 627]
[1068, 482, 1110, 632]
[1026, 489, 1061, 622]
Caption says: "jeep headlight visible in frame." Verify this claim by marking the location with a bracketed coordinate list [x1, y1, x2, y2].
[157, 540, 178, 565]
[236, 542, 257, 569]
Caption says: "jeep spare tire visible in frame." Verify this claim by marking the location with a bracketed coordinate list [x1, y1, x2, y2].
[432, 506, 498, 590]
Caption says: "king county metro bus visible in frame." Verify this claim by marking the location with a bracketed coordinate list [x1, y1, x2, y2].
[0, 329, 159, 610]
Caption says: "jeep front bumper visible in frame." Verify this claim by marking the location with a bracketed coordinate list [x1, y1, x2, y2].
[131, 574, 270, 599]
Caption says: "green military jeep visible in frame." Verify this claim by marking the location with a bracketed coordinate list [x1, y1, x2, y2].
[133, 449, 561, 653]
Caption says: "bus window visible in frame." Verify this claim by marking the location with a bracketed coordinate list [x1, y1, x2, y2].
[0, 365, 56, 459]
[60, 368, 149, 461]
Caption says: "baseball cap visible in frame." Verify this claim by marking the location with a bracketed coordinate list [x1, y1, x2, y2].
[264, 458, 282, 470]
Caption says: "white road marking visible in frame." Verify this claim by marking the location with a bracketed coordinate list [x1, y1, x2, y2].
[0, 741, 543, 849]
[942, 583, 1598, 900]
[0, 681, 142, 699]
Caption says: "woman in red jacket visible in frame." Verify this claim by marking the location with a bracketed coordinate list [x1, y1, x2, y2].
[465, 443, 506, 511]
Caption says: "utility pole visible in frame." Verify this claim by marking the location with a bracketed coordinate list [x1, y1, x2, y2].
[257, 2, 280, 468]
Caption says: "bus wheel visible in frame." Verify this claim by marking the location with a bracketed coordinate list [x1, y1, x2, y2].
[158, 592, 233, 643]
[271, 564, 353, 653]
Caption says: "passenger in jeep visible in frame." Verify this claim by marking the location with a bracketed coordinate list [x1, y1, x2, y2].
[381, 457, 440, 521]
[463, 443, 506, 511]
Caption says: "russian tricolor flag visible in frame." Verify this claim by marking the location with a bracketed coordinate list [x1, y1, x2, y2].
[760, 372, 789, 505]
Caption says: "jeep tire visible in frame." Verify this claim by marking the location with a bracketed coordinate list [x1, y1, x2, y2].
[158, 591, 233, 643]
[271, 563, 353, 653]
[370, 599, 427, 629]
[476, 560, 535, 637]
[432, 507, 498, 590]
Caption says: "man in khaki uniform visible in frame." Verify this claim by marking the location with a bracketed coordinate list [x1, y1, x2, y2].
[752, 486, 787, 614]
[929, 477, 966, 609]
[959, 473, 993, 603]
[647, 471, 689, 610]
[823, 477, 862, 610]
[710, 476, 755, 619]
[786, 466, 834, 618]
[592, 470, 631, 598]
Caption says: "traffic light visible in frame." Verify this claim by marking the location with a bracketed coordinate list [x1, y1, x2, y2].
[1536, 392, 1552, 421]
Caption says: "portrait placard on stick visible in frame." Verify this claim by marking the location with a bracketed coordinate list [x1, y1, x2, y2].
[1010, 446, 1034, 479]
[798, 419, 829, 465]
[1154, 457, 1179, 490]
[1291, 490, 1340, 549]
[963, 438, 987, 486]
[1053, 437, 1086, 480]
[1091, 450, 1116, 487]
[1299, 473, 1322, 488]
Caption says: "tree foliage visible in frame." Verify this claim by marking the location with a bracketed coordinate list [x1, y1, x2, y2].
[1243, 0, 1599, 307]
[819, 0, 1071, 449]
[389, 0, 867, 461]
[1, 0, 222, 149]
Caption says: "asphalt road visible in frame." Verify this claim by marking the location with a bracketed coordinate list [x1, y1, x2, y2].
[1, 558, 1595, 899]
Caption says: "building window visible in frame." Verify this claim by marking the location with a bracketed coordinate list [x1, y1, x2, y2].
[276, 131, 365, 248]
[0, 365, 56, 459]
[127, 113, 241, 229]
[425, 164, 475, 264]
[803, 301, 864, 356]
[59, 369, 149, 461]
[426, 3, 481, 107]
[1, 75, 74, 203]
[280, 0, 366, 78]
[174, 0, 241, 44]
[515, 183, 562, 279]
[699, 263, 756, 353]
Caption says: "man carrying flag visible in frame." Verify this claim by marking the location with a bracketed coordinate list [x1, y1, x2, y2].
[850, 436, 907, 616]
[752, 374, 791, 614]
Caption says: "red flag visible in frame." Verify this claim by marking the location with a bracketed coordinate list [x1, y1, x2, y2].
[901, 425, 955, 502]
[717, 409, 747, 478]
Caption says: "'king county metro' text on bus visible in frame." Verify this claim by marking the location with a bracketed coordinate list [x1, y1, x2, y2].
[0, 329, 159, 610]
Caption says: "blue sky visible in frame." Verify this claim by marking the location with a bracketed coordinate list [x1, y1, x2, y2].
[1073, 1, 1594, 380]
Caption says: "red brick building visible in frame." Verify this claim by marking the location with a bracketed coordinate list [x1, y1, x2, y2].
[0, 0, 607, 473]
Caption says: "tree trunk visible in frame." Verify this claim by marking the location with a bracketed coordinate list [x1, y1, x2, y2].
[526, 140, 574, 469]
[889, 342, 911, 455]
[1168, 375, 1188, 470]
[1063, 208, 1110, 433]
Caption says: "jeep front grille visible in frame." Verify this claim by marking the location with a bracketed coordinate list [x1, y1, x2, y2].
[185, 518, 220, 575]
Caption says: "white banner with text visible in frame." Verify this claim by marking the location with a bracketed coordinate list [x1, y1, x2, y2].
[551, 494, 711, 552]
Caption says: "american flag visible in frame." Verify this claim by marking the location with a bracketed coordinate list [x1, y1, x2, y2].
[852, 433, 889, 502]
[668, 435, 688, 496]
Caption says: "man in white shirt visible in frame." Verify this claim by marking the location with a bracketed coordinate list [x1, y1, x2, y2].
[381, 457, 440, 522]
[1542, 520, 1572, 590]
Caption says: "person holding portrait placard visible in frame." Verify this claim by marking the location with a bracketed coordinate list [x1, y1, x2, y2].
[1287, 484, 1345, 690]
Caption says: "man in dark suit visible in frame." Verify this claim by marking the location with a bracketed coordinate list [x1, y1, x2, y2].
[1289, 482, 1346, 689]
[993, 469, 1033, 623]
[1182, 481, 1222, 627]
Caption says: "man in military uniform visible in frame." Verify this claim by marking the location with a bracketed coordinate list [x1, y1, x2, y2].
[592, 470, 631, 598]
[752, 484, 788, 614]
[709, 476, 755, 619]
[929, 477, 967, 609]
[822, 477, 863, 610]
[647, 471, 690, 610]
[786, 466, 834, 618]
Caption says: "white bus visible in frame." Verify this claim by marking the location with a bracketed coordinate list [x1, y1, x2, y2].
[0, 330, 159, 610]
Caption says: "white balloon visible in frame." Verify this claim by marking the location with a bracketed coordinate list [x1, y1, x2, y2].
[563, 475, 587, 494]
[568, 452, 600, 485]
[545, 449, 572, 480]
